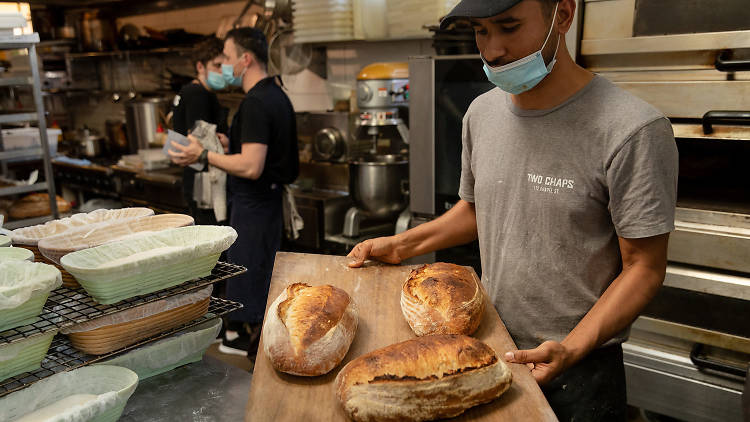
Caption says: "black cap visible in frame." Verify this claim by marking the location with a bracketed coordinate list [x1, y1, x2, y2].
[440, 0, 524, 29]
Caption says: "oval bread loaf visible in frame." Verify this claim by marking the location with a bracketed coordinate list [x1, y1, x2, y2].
[401, 262, 485, 336]
[262, 283, 358, 376]
[335, 334, 512, 422]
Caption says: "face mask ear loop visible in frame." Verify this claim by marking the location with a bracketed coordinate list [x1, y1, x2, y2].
[540, 2, 559, 52]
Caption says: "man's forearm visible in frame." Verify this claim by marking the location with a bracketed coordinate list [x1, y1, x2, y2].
[561, 256, 665, 365]
[394, 200, 478, 261]
[207, 151, 260, 179]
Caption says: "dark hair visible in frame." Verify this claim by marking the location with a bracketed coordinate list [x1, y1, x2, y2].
[226, 27, 268, 66]
[191, 36, 224, 68]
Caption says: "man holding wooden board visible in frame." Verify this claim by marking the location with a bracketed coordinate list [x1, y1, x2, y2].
[347, 0, 678, 420]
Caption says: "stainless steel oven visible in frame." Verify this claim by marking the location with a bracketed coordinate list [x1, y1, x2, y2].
[580, 1, 750, 420]
[406, 55, 493, 272]
[408, 55, 494, 218]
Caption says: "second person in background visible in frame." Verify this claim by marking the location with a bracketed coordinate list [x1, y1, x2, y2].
[169, 27, 300, 365]
[171, 36, 229, 225]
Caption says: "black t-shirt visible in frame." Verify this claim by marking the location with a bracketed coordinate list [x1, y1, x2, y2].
[173, 81, 228, 135]
[172, 82, 228, 203]
[228, 76, 299, 195]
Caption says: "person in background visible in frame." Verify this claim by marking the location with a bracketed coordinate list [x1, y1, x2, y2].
[347, 0, 678, 420]
[169, 28, 299, 366]
[172, 36, 229, 225]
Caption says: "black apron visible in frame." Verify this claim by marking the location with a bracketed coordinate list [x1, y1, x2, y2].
[542, 344, 628, 422]
[225, 188, 282, 324]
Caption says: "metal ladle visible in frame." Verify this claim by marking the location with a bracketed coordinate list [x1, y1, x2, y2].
[110, 56, 120, 103]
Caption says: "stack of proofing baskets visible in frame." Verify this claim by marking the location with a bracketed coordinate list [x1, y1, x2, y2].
[0, 209, 242, 421]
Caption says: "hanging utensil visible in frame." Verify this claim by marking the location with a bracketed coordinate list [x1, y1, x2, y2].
[125, 52, 136, 99]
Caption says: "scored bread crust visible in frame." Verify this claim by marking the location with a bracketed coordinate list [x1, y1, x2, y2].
[335, 334, 512, 422]
[262, 283, 358, 376]
[401, 262, 485, 336]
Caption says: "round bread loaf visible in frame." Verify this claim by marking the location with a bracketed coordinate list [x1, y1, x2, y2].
[335, 334, 512, 422]
[400, 262, 485, 336]
[262, 283, 358, 376]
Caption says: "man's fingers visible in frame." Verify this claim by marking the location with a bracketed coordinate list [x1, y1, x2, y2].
[347, 242, 371, 268]
[505, 347, 549, 364]
[170, 141, 188, 151]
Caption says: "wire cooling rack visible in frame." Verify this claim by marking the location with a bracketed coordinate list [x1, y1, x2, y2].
[0, 297, 242, 397]
[0, 261, 246, 346]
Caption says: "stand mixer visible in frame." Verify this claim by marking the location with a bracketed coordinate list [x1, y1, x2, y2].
[342, 62, 411, 238]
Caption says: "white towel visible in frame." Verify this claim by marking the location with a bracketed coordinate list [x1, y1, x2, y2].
[190, 121, 227, 222]
[282, 185, 304, 240]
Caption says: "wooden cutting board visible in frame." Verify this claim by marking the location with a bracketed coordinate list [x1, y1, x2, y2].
[246, 252, 558, 422]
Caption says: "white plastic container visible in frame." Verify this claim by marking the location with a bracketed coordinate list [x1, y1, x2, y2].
[1, 128, 61, 157]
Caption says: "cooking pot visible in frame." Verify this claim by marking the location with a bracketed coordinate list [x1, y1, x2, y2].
[124, 96, 170, 153]
[349, 154, 408, 219]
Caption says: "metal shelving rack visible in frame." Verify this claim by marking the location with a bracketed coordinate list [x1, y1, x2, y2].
[0, 33, 59, 230]
[0, 261, 247, 397]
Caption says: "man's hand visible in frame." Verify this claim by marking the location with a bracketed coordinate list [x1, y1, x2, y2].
[504, 341, 572, 385]
[168, 134, 203, 166]
[217, 133, 229, 153]
[347, 236, 403, 268]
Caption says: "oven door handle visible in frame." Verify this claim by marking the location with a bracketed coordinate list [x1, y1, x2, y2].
[715, 50, 750, 72]
[702, 110, 750, 134]
[690, 343, 748, 378]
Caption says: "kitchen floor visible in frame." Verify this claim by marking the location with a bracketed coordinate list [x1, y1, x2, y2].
[205, 342, 255, 372]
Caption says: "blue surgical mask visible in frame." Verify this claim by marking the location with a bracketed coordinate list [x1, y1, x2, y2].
[206, 70, 226, 90]
[482, 2, 560, 95]
[221, 63, 246, 87]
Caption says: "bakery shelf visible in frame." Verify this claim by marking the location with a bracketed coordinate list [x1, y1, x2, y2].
[0, 112, 38, 125]
[0, 148, 44, 161]
[1, 215, 54, 230]
[0, 296, 242, 397]
[0, 76, 32, 87]
[0, 34, 40, 49]
[0, 32, 58, 224]
[0, 261, 246, 347]
[0, 182, 48, 196]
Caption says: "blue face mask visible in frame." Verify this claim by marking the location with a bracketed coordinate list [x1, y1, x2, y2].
[221, 63, 246, 87]
[206, 70, 226, 90]
[482, 2, 560, 95]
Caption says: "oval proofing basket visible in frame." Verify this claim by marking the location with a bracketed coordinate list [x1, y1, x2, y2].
[60, 225, 237, 304]
[38, 213, 195, 266]
[0, 331, 56, 382]
[66, 296, 211, 355]
[0, 365, 138, 422]
[99, 317, 222, 380]
[0, 261, 62, 333]
[0, 247, 34, 262]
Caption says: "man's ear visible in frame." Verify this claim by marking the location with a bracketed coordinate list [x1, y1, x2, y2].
[242, 51, 254, 68]
[557, 0, 576, 34]
[196, 61, 205, 75]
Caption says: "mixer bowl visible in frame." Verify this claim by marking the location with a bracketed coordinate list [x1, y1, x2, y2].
[349, 155, 408, 219]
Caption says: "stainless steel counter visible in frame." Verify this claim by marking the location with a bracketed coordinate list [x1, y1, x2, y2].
[120, 355, 252, 422]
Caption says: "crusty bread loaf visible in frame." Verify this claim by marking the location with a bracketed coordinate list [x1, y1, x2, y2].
[9, 193, 72, 219]
[400, 262, 485, 336]
[262, 283, 358, 376]
[335, 334, 512, 422]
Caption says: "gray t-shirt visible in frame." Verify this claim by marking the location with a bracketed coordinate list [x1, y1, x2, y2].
[459, 76, 678, 350]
